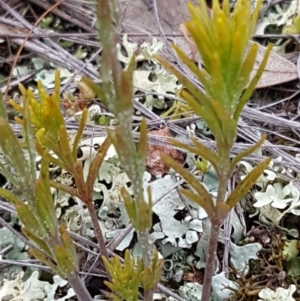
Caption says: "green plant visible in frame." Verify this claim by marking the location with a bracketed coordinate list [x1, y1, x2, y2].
[0, 93, 93, 301]
[81, 0, 163, 300]
[0, 0, 274, 300]
[102, 249, 144, 301]
[0, 0, 162, 298]
[154, 0, 272, 300]
[8, 70, 110, 264]
[160, 90, 193, 120]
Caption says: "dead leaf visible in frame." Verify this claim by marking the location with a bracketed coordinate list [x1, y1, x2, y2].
[147, 127, 184, 177]
[245, 225, 271, 247]
[119, 0, 197, 35]
[61, 98, 91, 116]
[248, 41, 298, 88]
[183, 265, 203, 284]
[119, 0, 198, 61]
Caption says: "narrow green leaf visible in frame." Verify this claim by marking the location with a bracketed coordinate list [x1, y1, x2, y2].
[47, 155, 66, 172]
[137, 118, 148, 170]
[185, 13, 214, 71]
[143, 249, 163, 289]
[282, 25, 298, 34]
[234, 43, 272, 120]
[121, 187, 138, 229]
[153, 261, 163, 288]
[142, 252, 163, 290]
[137, 200, 152, 231]
[35, 180, 58, 236]
[35, 83, 64, 140]
[230, 134, 267, 170]
[162, 154, 215, 217]
[72, 108, 87, 161]
[154, 55, 217, 118]
[0, 118, 31, 190]
[29, 247, 61, 275]
[179, 89, 223, 141]
[35, 139, 44, 157]
[0, 93, 8, 120]
[210, 53, 226, 107]
[226, 158, 271, 209]
[86, 136, 111, 196]
[210, 101, 237, 149]
[59, 125, 75, 169]
[54, 245, 77, 278]
[81, 77, 105, 102]
[102, 283, 119, 301]
[0, 163, 19, 188]
[73, 161, 87, 201]
[53, 70, 61, 107]
[50, 180, 80, 198]
[37, 151, 58, 232]
[168, 137, 222, 174]
[102, 255, 113, 276]
[0, 187, 21, 204]
[36, 128, 63, 160]
[59, 225, 79, 271]
[234, 44, 258, 95]
[124, 249, 132, 276]
[36, 138, 65, 171]
[15, 201, 46, 239]
[18, 83, 27, 97]
[22, 93, 36, 186]
[115, 55, 135, 116]
[23, 227, 53, 257]
[227, 31, 247, 86]
[249, 0, 263, 34]
[125, 49, 136, 76]
[172, 43, 211, 91]
[181, 188, 214, 219]
[294, 15, 300, 32]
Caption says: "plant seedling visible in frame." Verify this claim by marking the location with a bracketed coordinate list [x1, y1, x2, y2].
[154, 0, 272, 299]
[0, 92, 93, 301]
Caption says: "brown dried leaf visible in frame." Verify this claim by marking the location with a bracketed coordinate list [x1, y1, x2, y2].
[118, 0, 198, 61]
[146, 127, 184, 177]
[245, 225, 271, 247]
[119, 0, 197, 35]
[248, 41, 298, 88]
[61, 98, 91, 116]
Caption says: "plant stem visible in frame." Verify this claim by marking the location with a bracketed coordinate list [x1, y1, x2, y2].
[86, 201, 109, 261]
[201, 218, 220, 301]
[138, 230, 154, 301]
[201, 175, 228, 301]
[138, 230, 152, 267]
[86, 201, 113, 283]
[144, 288, 154, 301]
[68, 272, 93, 301]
